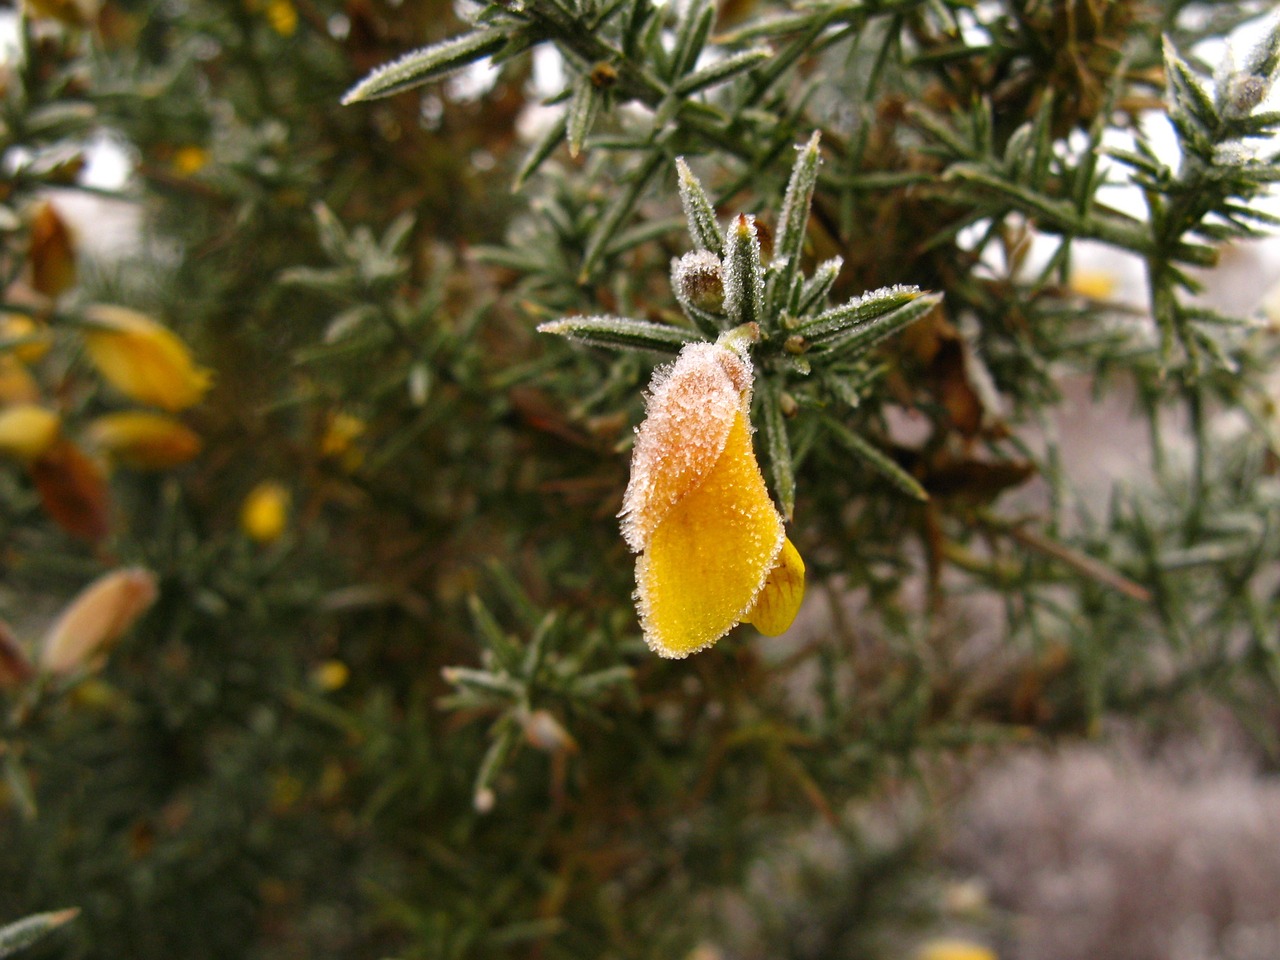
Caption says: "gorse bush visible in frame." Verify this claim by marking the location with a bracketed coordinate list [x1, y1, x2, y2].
[2, 0, 1279, 957]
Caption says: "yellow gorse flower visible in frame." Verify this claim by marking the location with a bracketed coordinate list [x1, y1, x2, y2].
[241, 481, 290, 543]
[915, 939, 998, 960]
[82, 305, 213, 412]
[1, 313, 53, 364]
[620, 335, 804, 658]
[0, 356, 40, 404]
[0, 404, 61, 461]
[86, 411, 202, 470]
[172, 146, 210, 176]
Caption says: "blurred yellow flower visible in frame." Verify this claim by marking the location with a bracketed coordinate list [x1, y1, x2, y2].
[312, 659, 349, 691]
[86, 411, 202, 470]
[620, 334, 804, 658]
[0, 403, 61, 461]
[241, 481, 290, 543]
[82, 305, 213, 412]
[319, 411, 366, 471]
[244, 0, 297, 35]
[915, 939, 998, 960]
[265, 0, 298, 36]
[1, 313, 53, 364]
[1068, 269, 1117, 300]
[171, 145, 210, 176]
[40, 567, 159, 675]
[29, 200, 78, 298]
[0, 356, 40, 404]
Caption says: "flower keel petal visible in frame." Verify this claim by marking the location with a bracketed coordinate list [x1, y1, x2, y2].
[743, 536, 805, 636]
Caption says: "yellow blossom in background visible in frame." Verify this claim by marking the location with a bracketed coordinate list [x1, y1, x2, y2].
[1, 313, 53, 364]
[1068, 269, 1117, 300]
[243, 0, 297, 35]
[241, 481, 290, 543]
[171, 145, 210, 176]
[620, 334, 804, 658]
[319, 411, 366, 471]
[0, 404, 61, 461]
[915, 939, 998, 960]
[0, 356, 40, 404]
[265, 0, 298, 36]
[82, 304, 213, 412]
[86, 411, 202, 470]
[311, 659, 349, 691]
[40, 567, 159, 675]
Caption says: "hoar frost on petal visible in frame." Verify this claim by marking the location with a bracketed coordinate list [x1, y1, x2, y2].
[619, 341, 754, 552]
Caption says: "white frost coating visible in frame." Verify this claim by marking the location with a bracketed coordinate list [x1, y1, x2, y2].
[671, 250, 724, 315]
[846, 284, 921, 309]
[722, 215, 764, 327]
[619, 342, 753, 553]
[676, 158, 724, 256]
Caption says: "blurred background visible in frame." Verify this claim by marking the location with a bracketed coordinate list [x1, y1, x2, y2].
[3, 0, 1280, 958]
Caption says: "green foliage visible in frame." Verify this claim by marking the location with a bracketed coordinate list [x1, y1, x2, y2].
[3, 0, 1280, 958]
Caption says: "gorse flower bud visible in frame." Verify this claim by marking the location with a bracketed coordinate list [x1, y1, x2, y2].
[672, 250, 726, 315]
[40, 568, 159, 675]
[621, 331, 804, 657]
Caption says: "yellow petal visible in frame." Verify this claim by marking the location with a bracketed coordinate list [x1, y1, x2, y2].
[40, 568, 158, 674]
[265, 0, 298, 35]
[172, 146, 210, 176]
[0, 404, 60, 461]
[743, 536, 805, 636]
[636, 412, 784, 658]
[0, 356, 40, 404]
[320, 411, 366, 471]
[620, 342, 753, 552]
[86, 411, 202, 470]
[1068, 269, 1117, 300]
[1, 313, 53, 364]
[82, 305, 213, 412]
[241, 481, 290, 543]
[311, 659, 350, 691]
[915, 939, 998, 960]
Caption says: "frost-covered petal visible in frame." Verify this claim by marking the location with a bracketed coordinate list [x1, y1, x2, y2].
[635, 412, 784, 658]
[620, 342, 753, 552]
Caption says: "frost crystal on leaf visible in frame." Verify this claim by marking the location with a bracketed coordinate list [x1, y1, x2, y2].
[723, 214, 764, 329]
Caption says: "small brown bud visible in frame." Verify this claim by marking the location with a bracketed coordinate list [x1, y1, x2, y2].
[589, 62, 618, 89]
[672, 250, 725, 315]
